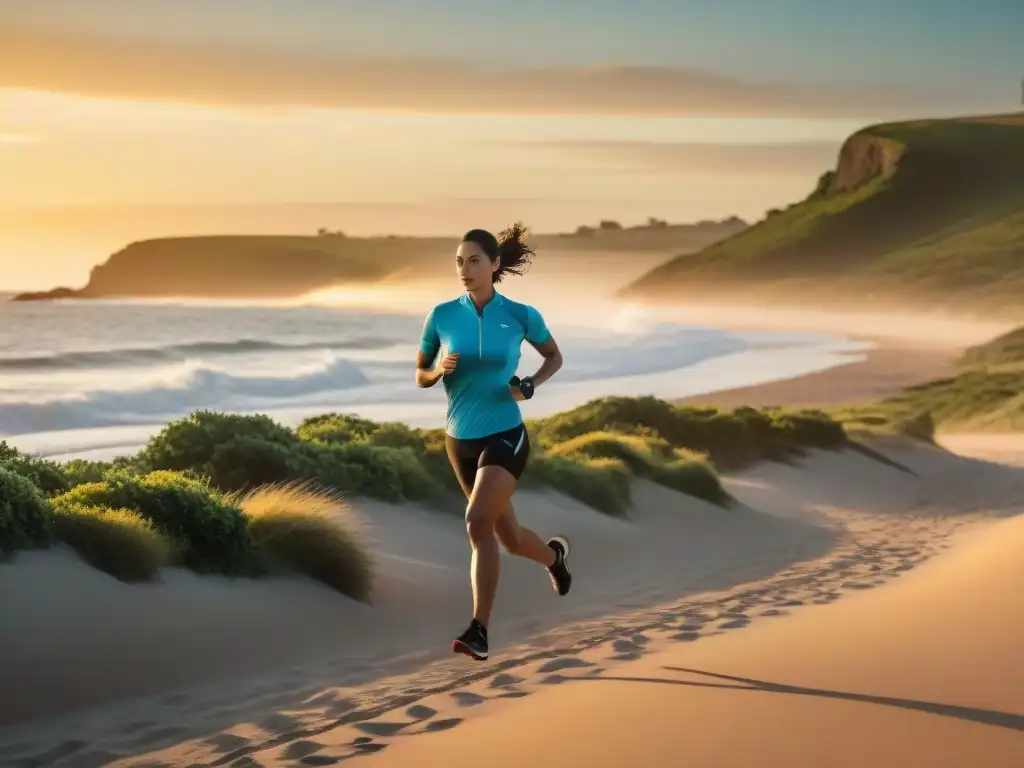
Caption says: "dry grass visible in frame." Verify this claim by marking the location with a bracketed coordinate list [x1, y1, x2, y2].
[230, 482, 375, 603]
[49, 502, 175, 582]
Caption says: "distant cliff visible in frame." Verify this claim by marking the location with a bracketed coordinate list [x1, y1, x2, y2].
[11, 234, 452, 302]
[12, 219, 746, 301]
[619, 113, 1024, 320]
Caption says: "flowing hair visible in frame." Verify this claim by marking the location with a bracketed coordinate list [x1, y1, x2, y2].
[493, 221, 535, 283]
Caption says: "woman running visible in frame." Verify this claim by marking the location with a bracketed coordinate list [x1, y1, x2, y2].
[415, 222, 571, 661]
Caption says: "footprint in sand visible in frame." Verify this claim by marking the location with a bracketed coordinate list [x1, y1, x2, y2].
[353, 721, 408, 738]
[718, 617, 751, 630]
[404, 704, 437, 720]
[609, 638, 645, 661]
[489, 673, 524, 688]
[298, 755, 343, 766]
[536, 656, 595, 674]
[671, 630, 701, 642]
[450, 690, 487, 707]
[422, 718, 463, 733]
[282, 740, 326, 760]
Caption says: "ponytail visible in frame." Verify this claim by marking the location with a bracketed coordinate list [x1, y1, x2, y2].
[493, 221, 535, 283]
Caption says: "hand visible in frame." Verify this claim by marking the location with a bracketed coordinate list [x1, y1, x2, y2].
[434, 351, 459, 377]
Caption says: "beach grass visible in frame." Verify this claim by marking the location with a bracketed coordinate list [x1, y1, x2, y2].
[230, 482, 374, 603]
[49, 502, 175, 582]
[0, 395, 852, 585]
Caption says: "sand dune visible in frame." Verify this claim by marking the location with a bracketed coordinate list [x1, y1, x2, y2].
[2, 434, 1022, 767]
[0, 476, 833, 727]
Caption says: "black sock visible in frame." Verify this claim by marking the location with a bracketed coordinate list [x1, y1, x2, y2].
[472, 619, 488, 637]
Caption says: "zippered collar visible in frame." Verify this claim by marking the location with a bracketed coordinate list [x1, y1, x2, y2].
[460, 290, 503, 315]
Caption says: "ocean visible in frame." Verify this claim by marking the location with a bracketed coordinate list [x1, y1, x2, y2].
[0, 294, 869, 461]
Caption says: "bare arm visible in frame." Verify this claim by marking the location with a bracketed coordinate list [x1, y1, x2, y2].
[415, 351, 441, 388]
[416, 349, 458, 388]
[529, 336, 563, 386]
[510, 335, 563, 400]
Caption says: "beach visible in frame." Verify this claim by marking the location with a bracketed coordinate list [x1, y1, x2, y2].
[6, 7, 1024, 767]
[675, 337, 959, 408]
[2, 299, 1023, 766]
[2, 427, 1022, 766]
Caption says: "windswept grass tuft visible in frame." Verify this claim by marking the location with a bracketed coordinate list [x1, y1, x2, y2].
[49, 502, 174, 582]
[543, 430, 730, 505]
[52, 469, 257, 575]
[231, 482, 374, 602]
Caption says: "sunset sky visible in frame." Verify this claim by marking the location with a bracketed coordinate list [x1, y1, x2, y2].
[2, 1, 1020, 288]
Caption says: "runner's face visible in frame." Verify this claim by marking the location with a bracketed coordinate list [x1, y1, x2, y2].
[456, 242, 498, 291]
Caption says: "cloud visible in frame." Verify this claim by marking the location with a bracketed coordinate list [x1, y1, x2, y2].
[511, 140, 843, 176]
[0, 23, 977, 119]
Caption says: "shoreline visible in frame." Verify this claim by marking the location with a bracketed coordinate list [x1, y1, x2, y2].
[6, 332, 868, 462]
[674, 336, 959, 409]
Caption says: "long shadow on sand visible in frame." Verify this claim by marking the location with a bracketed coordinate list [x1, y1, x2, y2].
[551, 666, 1024, 731]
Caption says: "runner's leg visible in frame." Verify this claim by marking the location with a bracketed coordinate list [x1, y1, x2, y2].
[464, 464, 517, 629]
[495, 503, 555, 567]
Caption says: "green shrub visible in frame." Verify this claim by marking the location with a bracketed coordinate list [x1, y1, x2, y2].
[298, 413, 429, 452]
[534, 396, 682, 446]
[545, 431, 673, 470]
[419, 440, 463, 496]
[59, 459, 116, 488]
[543, 430, 729, 505]
[0, 441, 69, 496]
[523, 454, 632, 517]
[52, 470, 256, 575]
[50, 502, 174, 582]
[533, 397, 847, 471]
[138, 410, 305, 490]
[296, 412, 380, 444]
[310, 442, 445, 503]
[207, 435, 317, 491]
[0, 465, 54, 555]
[233, 483, 374, 602]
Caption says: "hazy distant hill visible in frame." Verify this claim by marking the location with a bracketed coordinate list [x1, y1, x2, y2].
[620, 113, 1024, 321]
[11, 218, 746, 301]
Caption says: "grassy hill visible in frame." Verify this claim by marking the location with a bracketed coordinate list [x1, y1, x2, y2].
[620, 113, 1024, 320]
[836, 321, 1024, 438]
[11, 218, 746, 302]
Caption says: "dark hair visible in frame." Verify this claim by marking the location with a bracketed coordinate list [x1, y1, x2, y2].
[461, 221, 535, 284]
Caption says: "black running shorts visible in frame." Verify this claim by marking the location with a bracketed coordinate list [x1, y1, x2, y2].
[445, 423, 531, 494]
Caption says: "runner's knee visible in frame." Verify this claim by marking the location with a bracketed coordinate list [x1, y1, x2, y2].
[465, 502, 496, 542]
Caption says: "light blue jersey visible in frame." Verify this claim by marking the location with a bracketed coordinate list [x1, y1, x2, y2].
[419, 291, 551, 440]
